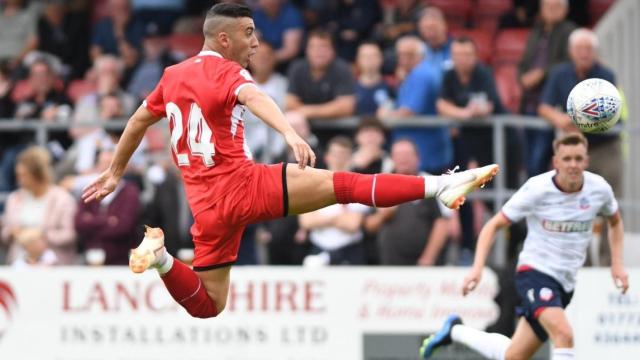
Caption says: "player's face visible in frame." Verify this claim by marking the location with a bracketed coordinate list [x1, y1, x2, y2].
[229, 18, 259, 68]
[553, 143, 589, 185]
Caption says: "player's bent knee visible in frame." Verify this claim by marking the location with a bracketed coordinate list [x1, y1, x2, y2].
[550, 327, 574, 348]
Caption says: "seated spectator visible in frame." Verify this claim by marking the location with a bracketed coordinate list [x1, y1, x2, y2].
[499, 0, 539, 29]
[351, 117, 391, 174]
[253, 0, 304, 68]
[354, 42, 391, 116]
[91, 0, 145, 75]
[0, 0, 37, 71]
[364, 139, 449, 265]
[299, 136, 369, 266]
[519, 0, 575, 177]
[0, 58, 71, 191]
[13, 57, 71, 123]
[245, 41, 287, 162]
[11, 227, 58, 268]
[417, 7, 453, 71]
[127, 22, 179, 101]
[74, 149, 142, 265]
[436, 37, 506, 263]
[285, 29, 356, 120]
[538, 28, 622, 195]
[437, 37, 505, 168]
[72, 55, 136, 138]
[35, 0, 90, 80]
[378, 35, 452, 174]
[1, 146, 77, 265]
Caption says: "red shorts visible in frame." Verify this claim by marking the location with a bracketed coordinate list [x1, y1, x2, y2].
[190, 163, 287, 271]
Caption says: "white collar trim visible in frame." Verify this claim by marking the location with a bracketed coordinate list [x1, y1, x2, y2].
[198, 50, 223, 58]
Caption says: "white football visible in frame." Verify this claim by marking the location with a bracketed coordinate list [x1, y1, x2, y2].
[566, 78, 622, 133]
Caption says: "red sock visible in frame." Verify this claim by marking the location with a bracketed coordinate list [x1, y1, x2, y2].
[333, 172, 425, 207]
[161, 259, 218, 318]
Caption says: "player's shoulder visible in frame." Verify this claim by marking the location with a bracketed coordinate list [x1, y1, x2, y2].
[583, 171, 613, 191]
[525, 171, 555, 188]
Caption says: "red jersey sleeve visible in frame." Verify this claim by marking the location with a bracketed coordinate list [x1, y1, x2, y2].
[224, 62, 256, 105]
[143, 79, 166, 118]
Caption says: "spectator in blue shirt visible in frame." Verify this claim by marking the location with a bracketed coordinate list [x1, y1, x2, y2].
[538, 28, 622, 194]
[354, 42, 391, 116]
[91, 0, 145, 74]
[253, 0, 304, 68]
[378, 35, 452, 174]
[417, 7, 453, 72]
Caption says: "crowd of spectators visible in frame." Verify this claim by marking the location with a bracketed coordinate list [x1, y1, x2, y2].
[0, 0, 620, 268]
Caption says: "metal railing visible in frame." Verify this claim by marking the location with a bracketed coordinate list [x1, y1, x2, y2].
[0, 115, 636, 266]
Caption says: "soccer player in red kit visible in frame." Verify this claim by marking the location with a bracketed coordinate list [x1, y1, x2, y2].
[82, 3, 499, 319]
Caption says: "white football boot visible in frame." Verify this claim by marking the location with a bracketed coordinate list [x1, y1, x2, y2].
[434, 164, 500, 210]
[129, 226, 166, 273]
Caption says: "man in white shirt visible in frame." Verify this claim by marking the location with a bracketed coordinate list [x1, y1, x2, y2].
[299, 136, 369, 265]
[420, 132, 629, 360]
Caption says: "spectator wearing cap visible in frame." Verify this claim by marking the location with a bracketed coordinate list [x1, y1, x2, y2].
[127, 22, 178, 101]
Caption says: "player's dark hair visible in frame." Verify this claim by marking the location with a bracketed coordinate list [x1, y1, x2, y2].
[206, 3, 252, 19]
[553, 132, 589, 153]
[328, 135, 354, 150]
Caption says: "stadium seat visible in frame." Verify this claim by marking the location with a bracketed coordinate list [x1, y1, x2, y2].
[66, 79, 96, 103]
[449, 28, 493, 64]
[426, 0, 473, 29]
[473, 0, 512, 35]
[492, 29, 530, 66]
[494, 64, 521, 114]
[589, 0, 616, 26]
[168, 34, 205, 60]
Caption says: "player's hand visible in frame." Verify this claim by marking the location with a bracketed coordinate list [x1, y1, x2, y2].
[462, 268, 483, 296]
[611, 264, 629, 294]
[284, 131, 316, 169]
[81, 170, 121, 203]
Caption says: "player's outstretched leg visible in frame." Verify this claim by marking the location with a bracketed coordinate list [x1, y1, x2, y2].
[130, 226, 221, 318]
[420, 314, 512, 359]
[333, 164, 499, 210]
[420, 314, 462, 358]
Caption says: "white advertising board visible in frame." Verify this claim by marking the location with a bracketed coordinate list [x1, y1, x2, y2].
[0, 267, 499, 360]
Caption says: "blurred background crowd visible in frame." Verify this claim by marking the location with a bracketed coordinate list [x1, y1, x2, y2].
[0, 0, 621, 270]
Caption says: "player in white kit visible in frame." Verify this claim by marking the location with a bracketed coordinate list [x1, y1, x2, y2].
[420, 133, 629, 360]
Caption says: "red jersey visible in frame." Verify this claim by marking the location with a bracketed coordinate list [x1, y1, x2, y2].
[144, 50, 256, 215]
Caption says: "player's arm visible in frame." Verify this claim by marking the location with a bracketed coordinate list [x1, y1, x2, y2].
[82, 106, 161, 202]
[462, 212, 511, 296]
[238, 85, 316, 168]
[607, 211, 629, 294]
